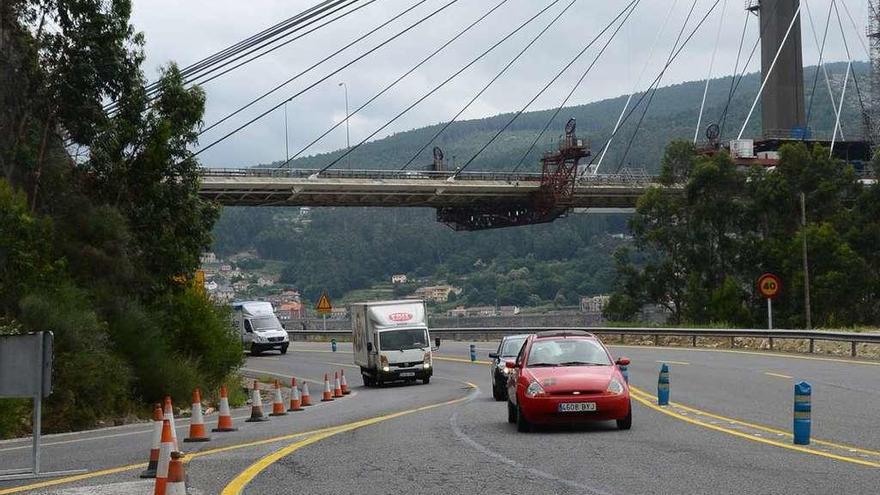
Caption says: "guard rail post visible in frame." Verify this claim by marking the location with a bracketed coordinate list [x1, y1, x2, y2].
[469, 344, 476, 362]
[793, 381, 811, 445]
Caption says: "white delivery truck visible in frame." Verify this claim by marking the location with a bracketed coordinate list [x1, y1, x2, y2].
[231, 301, 290, 355]
[351, 300, 440, 386]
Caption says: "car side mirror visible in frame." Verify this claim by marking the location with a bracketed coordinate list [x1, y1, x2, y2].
[488, 352, 499, 359]
[367, 342, 374, 352]
[434, 337, 441, 348]
[505, 361, 517, 369]
[616, 357, 631, 366]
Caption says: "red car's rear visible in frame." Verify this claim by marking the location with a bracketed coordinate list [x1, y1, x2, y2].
[506, 331, 631, 432]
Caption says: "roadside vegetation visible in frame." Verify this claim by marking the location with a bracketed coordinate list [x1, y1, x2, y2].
[0, 1, 241, 438]
[606, 141, 880, 329]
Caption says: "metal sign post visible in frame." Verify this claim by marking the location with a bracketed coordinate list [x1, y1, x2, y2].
[0, 332, 85, 481]
[767, 298, 773, 330]
[757, 273, 782, 331]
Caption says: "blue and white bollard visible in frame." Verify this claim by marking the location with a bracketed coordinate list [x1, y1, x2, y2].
[793, 381, 811, 445]
[657, 363, 670, 406]
[331, 339, 337, 353]
[619, 363, 629, 383]
[469, 344, 476, 362]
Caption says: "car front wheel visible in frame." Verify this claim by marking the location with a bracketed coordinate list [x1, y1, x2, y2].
[492, 382, 505, 401]
[516, 405, 531, 433]
[507, 401, 516, 424]
[280, 344, 289, 355]
[617, 407, 632, 430]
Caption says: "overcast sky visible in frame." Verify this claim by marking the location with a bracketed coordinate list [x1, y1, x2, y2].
[130, 0, 871, 167]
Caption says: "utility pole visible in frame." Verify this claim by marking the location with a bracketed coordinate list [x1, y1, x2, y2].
[284, 102, 290, 166]
[338, 82, 351, 169]
[801, 192, 812, 329]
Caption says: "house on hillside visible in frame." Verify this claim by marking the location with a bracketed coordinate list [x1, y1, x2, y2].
[277, 301, 303, 320]
[413, 285, 461, 303]
[200, 252, 218, 264]
[580, 295, 610, 314]
[257, 277, 275, 287]
[391, 274, 408, 284]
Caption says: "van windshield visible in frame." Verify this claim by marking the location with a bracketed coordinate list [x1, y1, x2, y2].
[379, 328, 428, 350]
[249, 316, 281, 332]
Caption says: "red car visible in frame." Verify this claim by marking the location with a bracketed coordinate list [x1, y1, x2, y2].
[506, 330, 631, 432]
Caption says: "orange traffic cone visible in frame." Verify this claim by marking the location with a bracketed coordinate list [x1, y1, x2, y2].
[270, 380, 287, 416]
[301, 381, 312, 406]
[165, 451, 187, 495]
[246, 380, 268, 422]
[340, 370, 351, 395]
[321, 374, 334, 402]
[212, 385, 237, 432]
[163, 396, 179, 450]
[153, 419, 173, 495]
[184, 388, 210, 442]
[333, 372, 343, 398]
[140, 404, 164, 478]
[288, 378, 302, 412]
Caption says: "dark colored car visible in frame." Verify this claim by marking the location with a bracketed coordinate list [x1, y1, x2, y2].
[488, 334, 529, 401]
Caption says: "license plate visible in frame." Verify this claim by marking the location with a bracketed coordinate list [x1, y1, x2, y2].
[400, 372, 415, 377]
[558, 402, 596, 412]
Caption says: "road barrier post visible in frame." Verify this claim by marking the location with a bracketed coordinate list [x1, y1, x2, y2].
[657, 363, 670, 406]
[619, 362, 629, 383]
[331, 339, 337, 352]
[793, 381, 811, 445]
[469, 344, 476, 362]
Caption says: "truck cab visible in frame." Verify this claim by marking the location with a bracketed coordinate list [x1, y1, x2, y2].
[351, 300, 439, 386]
[232, 301, 290, 355]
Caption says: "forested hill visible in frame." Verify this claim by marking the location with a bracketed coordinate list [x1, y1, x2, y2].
[212, 62, 871, 307]
[246, 61, 869, 173]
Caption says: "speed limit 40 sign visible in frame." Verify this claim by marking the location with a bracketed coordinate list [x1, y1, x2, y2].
[757, 273, 782, 299]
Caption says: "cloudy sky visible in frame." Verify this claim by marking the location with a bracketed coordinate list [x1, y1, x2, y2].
[130, 0, 870, 167]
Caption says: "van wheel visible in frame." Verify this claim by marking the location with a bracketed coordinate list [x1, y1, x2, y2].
[280, 345, 289, 355]
[492, 384, 505, 401]
[422, 377, 430, 385]
[362, 374, 373, 387]
[250, 346, 262, 356]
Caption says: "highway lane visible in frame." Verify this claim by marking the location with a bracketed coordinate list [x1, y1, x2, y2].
[2, 340, 878, 494]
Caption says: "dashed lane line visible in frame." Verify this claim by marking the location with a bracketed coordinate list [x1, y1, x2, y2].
[655, 360, 690, 365]
[764, 372, 794, 379]
[220, 381, 478, 495]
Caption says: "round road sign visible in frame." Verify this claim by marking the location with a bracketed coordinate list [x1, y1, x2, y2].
[757, 273, 782, 299]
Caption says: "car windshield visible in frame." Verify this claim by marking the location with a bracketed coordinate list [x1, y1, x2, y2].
[249, 316, 281, 332]
[379, 328, 428, 350]
[526, 339, 611, 367]
[500, 337, 527, 357]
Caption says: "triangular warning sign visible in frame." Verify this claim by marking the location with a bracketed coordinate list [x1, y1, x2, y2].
[315, 292, 333, 314]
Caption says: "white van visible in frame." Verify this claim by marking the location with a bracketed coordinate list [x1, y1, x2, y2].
[231, 301, 290, 355]
[351, 300, 439, 386]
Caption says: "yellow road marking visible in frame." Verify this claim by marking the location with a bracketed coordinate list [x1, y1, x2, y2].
[764, 372, 794, 379]
[435, 356, 491, 365]
[221, 382, 478, 495]
[627, 386, 880, 458]
[611, 344, 880, 367]
[627, 388, 879, 468]
[656, 360, 690, 365]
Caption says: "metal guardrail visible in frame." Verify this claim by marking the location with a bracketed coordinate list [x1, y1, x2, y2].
[288, 326, 880, 358]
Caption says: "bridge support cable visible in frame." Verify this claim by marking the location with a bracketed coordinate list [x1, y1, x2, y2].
[315, 0, 578, 175]
[737, 3, 803, 140]
[830, 59, 851, 156]
[193, 0, 459, 157]
[616, 0, 700, 171]
[831, 0, 871, 141]
[804, 0, 836, 136]
[693, 0, 728, 144]
[510, 1, 641, 175]
[398, 0, 579, 172]
[718, 13, 758, 138]
[198, 0, 429, 138]
[106, 0, 356, 114]
[277, 0, 513, 170]
[453, 0, 642, 179]
[582, 0, 722, 175]
[593, 0, 680, 173]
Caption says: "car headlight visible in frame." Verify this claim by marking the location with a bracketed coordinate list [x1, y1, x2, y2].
[382, 366, 390, 372]
[423, 352, 432, 369]
[607, 378, 624, 395]
[525, 381, 546, 398]
[252, 335, 264, 343]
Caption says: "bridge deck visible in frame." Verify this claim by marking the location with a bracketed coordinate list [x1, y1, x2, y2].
[198, 169, 661, 208]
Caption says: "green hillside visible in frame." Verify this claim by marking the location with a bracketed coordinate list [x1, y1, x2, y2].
[212, 62, 873, 308]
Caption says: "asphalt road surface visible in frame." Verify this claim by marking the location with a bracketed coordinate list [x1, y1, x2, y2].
[1, 340, 878, 494]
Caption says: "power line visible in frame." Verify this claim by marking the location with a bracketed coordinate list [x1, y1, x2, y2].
[193, 0, 459, 157]
[199, 0, 422, 137]
[453, 0, 641, 179]
[280, 0, 512, 169]
[400, 0, 577, 171]
[315, 0, 572, 174]
[512, 0, 640, 174]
